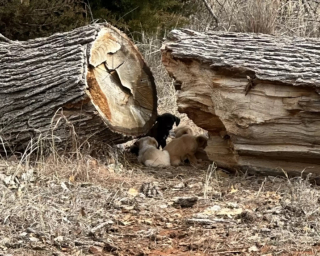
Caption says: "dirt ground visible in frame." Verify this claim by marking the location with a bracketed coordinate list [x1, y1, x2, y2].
[1, 148, 320, 256]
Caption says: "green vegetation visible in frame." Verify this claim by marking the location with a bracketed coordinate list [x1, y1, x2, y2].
[0, 0, 197, 40]
[0, 0, 89, 40]
[88, 0, 196, 37]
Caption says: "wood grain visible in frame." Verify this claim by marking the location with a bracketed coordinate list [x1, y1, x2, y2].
[162, 29, 320, 176]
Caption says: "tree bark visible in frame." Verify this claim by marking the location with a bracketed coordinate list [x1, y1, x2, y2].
[0, 23, 157, 152]
[162, 29, 320, 176]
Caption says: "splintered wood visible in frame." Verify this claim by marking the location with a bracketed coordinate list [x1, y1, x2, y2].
[0, 23, 157, 152]
[162, 29, 320, 176]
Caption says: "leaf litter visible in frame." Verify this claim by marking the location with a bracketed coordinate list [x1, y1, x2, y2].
[1, 154, 320, 255]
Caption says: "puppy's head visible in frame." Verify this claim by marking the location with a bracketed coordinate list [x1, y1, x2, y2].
[137, 136, 158, 149]
[196, 135, 208, 149]
[174, 126, 193, 138]
[157, 113, 180, 131]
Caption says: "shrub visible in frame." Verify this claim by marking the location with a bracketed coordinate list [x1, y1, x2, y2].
[0, 0, 89, 40]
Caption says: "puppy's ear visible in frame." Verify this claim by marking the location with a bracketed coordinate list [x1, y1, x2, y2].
[150, 138, 158, 148]
[156, 115, 162, 122]
[196, 135, 208, 149]
[174, 116, 180, 126]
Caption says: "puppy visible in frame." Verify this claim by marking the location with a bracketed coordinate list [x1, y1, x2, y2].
[135, 137, 170, 167]
[173, 126, 209, 162]
[147, 113, 180, 149]
[164, 134, 208, 166]
[173, 126, 193, 138]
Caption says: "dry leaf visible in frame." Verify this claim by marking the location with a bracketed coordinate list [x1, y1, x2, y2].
[216, 208, 243, 217]
[143, 219, 153, 225]
[166, 223, 173, 228]
[121, 221, 132, 226]
[123, 214, 131, 220]
[69, 175, 75, 183]
[203, 205, 221, 215]
[80, 207, 86, 217]
[54, 236, 64, 242]
[89, 246, 103, 255]
[127, 188, 139, 197]
[230, 185, 238, 193]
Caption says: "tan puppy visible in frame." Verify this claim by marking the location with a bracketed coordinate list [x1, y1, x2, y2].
[164, 134, 208, 166]
[136, 137, 170, 167]
[174, 126, 193, 138]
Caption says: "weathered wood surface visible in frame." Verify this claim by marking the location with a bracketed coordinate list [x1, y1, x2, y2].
[0, 23, 157, 152]
[162, 29, 320, 176]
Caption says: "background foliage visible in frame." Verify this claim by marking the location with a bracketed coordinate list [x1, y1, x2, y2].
[0, 0, 89, 40]
[0, 0, 197, 40]
[88, 0, 196, 37]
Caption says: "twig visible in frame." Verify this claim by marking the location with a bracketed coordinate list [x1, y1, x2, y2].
[216, 249, 245, 254]
[256, 177, 266, 198]
[90, 221, 113, 234]
[201, 0, 219, 26]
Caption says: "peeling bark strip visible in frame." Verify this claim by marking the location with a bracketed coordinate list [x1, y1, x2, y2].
[162, 29, 320, 176]
[0, 23, 157, 152]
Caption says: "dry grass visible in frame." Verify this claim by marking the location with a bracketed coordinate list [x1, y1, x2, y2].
[133, 31, 178, 116]
[2, 153, 320, 255]
[2, 0, 320, 255]
[208, 0, 320, 37]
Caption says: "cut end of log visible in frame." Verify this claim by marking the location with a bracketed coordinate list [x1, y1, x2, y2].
[0, 23, 157, 152]
[86, 24, 157, 136]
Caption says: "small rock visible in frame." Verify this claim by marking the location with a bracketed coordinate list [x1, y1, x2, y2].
[29, 237, 39, 242]
[173, 197, 198, 208]
[238, 211, 256, 223]
[166, 223, 173, 228]
[54, 236, 64, 242]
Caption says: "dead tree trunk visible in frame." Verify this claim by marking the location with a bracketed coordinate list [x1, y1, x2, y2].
[162, 29, 320, 176]
[0, 23, 157, 152]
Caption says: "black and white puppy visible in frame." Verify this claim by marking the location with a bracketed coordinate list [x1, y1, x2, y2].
[130, 113, 180, 155]
[147, 113, 180, 149]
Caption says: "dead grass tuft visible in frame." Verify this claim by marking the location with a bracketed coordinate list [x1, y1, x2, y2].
[1, 148, 320, 254]
[207, 0, 320, 37]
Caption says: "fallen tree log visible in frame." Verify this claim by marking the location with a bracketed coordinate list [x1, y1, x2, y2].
[0, 23, 157, 152]
[162, 29, 320, 176]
